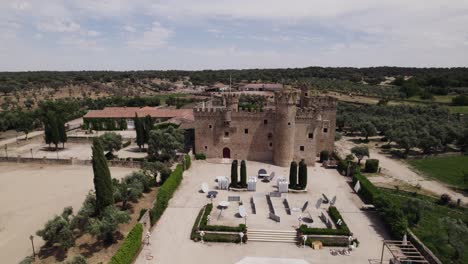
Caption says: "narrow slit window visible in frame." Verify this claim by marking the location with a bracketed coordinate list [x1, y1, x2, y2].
[244, 129, 248, 134]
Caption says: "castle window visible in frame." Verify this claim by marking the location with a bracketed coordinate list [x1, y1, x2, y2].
[224, 131, 229, 137]
[244, 129, 248, 134]
[308, 133, 314, 139]
[323, 128, 328, 133]
[209, 124, 212, 129]
[264, 119, 268, 125]
[267, 133, 273, 139]
[305, 92, 308, 97]
[204, 146, 208, 150]
[269, 142, 273, 148]
[300, 146, 305, 151]
[288, 122, 291, 126]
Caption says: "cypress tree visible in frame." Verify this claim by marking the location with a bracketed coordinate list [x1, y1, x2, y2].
[230, 160, 238, 188]
[134, 114, 144, 150]
[143, 115, 153, 145]
[240, 160, 247, 187]
[57, 117, 67, 148]
[45, 112, 60, 150]
[92, 138, 114, 215]
[298, 159, 308, 190]
[289, 161, 298, 189]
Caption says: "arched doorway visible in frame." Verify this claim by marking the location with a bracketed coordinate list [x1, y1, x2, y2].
[222, 147, 231, 159]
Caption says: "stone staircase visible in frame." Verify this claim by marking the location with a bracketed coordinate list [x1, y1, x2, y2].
[247, 229, 298, 243]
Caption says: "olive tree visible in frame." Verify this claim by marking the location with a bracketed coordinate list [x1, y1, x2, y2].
[351, 146, 369, 165]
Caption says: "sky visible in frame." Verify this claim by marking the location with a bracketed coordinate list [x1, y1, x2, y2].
[1, 0, 468, 71]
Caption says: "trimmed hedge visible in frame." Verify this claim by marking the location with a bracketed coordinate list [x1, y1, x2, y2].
[320, 150, 330, 162]
[185, 154, 191, 169]
[108, 223, 143, 264]
[352, 172, 379, 204]
[352, 172, 408, 239]
[194, 153, 206, 160]
[298, 206, 351, 236]
[191, 204, 247, 243]
[364, 159, 379, 173]
[149, 164, 184, 226]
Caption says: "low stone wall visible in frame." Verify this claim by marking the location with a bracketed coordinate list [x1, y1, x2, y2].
[0, 156, 142, 168]
[407, 230, 443, 264]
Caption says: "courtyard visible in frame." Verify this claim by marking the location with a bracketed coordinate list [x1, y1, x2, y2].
[0, 163, 136, 264]
[136, 160, 390, 264]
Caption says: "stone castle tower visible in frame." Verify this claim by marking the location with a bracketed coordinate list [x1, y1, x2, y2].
[273, 89, 300, 166]
[193, 87, 337, 167]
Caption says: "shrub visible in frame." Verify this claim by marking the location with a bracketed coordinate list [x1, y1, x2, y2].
[195, 153, 206, 160]
[337, 160, 348, 175]
[320, 150, 330, 162]
[191, 204, 247, 243]
[328, 206, 351, 235]
[109, 223, 143, 264]
[439, 193, 452, 205]
[65, 255, 87, 264]
[137, 209, 147, 221]
[298, 159, 308, 190]
[122, 140, 131, 148]
[185, 154, 191, 169]
[230, 160, 238, 188]
[298, 206, 351, 236]
[36, 208, 74, 249]
[298, 225, 350, 236]
[240, 160, 247, 187]
[352, 172, 379, 204]
[289, 161, 298, 189]
[364, 159, 379, 173]
[150, 164, 184, 226]
[374, 195, 408, 238]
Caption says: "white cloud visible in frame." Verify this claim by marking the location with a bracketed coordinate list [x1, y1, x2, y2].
[127, 22, 173, 50]
[83, 30, 100, 37]
[123, 25, 137, 32]
[11, 1, 31, 11]
[37, 19, 80, 32]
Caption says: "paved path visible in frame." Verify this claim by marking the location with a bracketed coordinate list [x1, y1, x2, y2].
[135, 160, 390, 264]
[335, 137, 468, 204]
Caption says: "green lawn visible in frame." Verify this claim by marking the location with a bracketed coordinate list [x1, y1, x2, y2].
[408, 155, 468, 188]
[407, 95, 455, 103]
[448, 105, 468, 114]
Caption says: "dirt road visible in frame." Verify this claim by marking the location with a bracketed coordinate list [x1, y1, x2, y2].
[335, 137, 467, 204]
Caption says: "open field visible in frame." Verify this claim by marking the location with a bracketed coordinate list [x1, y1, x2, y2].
[136, 160, 390, 264]
[0, 163, 136, 264]
[408, 155, 468, 189]
[448, 105, 468, 113]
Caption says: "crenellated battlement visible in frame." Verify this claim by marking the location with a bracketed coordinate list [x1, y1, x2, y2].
[275, 89, 300, 106]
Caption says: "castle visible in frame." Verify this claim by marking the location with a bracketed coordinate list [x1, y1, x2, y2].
[193, 87, 337, 167]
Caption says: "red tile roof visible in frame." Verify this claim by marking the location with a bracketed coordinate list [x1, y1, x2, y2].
[83, 107, 194, 121]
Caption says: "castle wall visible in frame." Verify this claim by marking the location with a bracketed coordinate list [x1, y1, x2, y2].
[194, 108, 275, 162]
[193, 92, 337, 167]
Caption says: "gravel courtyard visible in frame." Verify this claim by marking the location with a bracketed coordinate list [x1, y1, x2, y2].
[136, 160, 391, 264]
[0, 163, 136, 264]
